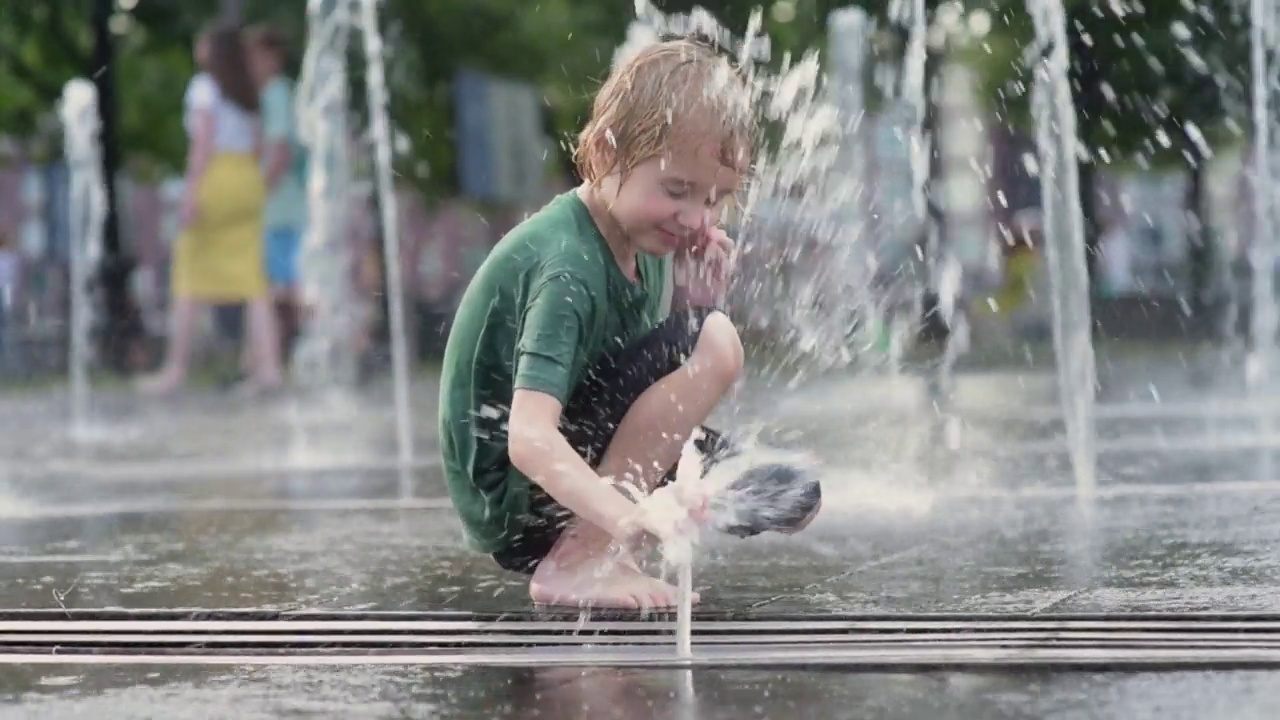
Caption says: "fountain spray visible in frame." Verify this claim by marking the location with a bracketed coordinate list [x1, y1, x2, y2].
[59, 79, 108, 439]
[1028, 0, 1098, 502]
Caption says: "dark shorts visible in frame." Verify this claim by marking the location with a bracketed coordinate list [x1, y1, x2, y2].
[491, 308, 718, 575]
[213, 303, 244, 342]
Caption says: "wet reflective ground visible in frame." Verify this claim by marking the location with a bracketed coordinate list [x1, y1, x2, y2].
[5, 665, 1280, 719]
[4, 346, 1280, 717]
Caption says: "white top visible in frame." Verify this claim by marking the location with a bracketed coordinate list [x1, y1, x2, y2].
[184, 73, 256, 154]
[0, 250, 19, 298]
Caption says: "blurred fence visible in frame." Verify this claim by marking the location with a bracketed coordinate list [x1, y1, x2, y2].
[0, 149, 568, 379]
[0, 105, 1257, 381]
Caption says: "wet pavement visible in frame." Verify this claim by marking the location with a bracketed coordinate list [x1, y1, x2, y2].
[5, 665, 1280, 719]
[4, 345, 1280, 717]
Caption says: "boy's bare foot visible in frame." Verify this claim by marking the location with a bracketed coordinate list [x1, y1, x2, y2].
[530, 556, 699, 609]
[529, 521, 701, 609]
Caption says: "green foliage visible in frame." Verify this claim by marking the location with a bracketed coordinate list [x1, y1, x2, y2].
[0, 2, 97, 152]
[376, 0, 628, 195]
[780, 0, 1249, 172]
[0, 0, 304, 172]
[1064, 0, 1249, 171]
[0, 0, 1255, 192]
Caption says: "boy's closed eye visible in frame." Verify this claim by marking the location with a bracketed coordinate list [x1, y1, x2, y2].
[663, 180, 692, 200]
[663, 181, 729, 209]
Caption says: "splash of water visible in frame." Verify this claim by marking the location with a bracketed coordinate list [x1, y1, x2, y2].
[623, 0, 848, 657]
[617, 3, 873, 377]
[58, 79, 107, 438]
[1028, 0, 1098, 502]
[641, 428, 819, 655]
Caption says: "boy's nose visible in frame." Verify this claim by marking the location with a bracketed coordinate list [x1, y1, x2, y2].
[676, 206, 711, 233]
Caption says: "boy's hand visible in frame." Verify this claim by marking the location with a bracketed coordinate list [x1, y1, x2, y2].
[680, 227, 735, 306]
[617, 482, 712, 551]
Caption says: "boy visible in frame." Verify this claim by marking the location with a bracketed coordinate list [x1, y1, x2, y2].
[439, 38, 821, 609]
[246, 24, 308, 365]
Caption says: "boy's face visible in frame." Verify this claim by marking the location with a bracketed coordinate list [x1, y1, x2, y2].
[600, 139, 743, 257]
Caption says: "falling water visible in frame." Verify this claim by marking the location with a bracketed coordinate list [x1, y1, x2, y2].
[676, 560, 693, 658]
[1028, 0, 1098, 501]
[705, 15, 863, 373]
[1249, 0, 1279, 388]
[360, 0, 416, 499]
[894, 0, 930, 243]
[654, 431, 820, 656]
[1250, 0, 1278, 483]
[825, 8, 877, 354]
[295, 0, 415, 495]
[892, 0, 961, 356]
[624, 0, 867, 655]
[59, 79, 107, 438]
[295, 0, 360, 388]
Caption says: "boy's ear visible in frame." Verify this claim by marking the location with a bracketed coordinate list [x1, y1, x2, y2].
[588, 128, 620, 179]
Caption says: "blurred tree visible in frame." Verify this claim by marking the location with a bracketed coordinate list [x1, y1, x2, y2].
[1060, 0, 1247, 316]
[373, 0, 628, 197]
[654, 0, 1247, 325]
[0, 0, 1251, 250]
[0, 0, 293, 372]
[949, 1, 1246, 301]
[0, 1, 310, 172]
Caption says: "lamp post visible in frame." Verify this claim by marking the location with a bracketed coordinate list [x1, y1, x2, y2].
[91, 0, 135, 374]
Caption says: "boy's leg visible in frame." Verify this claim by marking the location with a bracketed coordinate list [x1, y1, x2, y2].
[522, 309, 744, 608]
[492, 309, 731, 570]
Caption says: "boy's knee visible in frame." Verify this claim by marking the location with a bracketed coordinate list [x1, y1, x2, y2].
[692, 311, 744, 385]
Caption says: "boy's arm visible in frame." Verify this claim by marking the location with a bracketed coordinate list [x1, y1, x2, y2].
[505, 273, 644, 541]
[508, 390, 645, 540]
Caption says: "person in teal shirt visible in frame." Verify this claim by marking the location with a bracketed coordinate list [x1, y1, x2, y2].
[247, 24, 307, 364]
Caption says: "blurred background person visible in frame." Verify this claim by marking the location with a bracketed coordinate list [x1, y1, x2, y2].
[137, 24, 282, 396]
[247, 23, 307, 368]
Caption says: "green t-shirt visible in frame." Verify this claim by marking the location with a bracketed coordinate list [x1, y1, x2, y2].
[260, 76, 308, 230]
[438, 191, 673, 553]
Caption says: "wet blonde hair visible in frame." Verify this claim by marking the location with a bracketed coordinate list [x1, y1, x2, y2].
[574, 37, 756, 185]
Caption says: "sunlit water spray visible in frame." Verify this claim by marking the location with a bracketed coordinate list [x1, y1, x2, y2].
[621, 0, 870, 657]
[59, 79, 107, 441]
[295, 0, 415, 496]
[1028, 0, 1097, 502]
[623, 3, 872, 374]
[640, 430, 819, 657]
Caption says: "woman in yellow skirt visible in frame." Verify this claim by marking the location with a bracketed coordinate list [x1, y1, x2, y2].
[139, 25, 283, 395]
